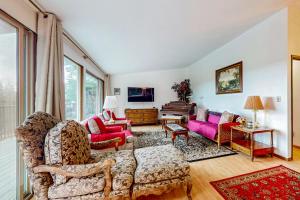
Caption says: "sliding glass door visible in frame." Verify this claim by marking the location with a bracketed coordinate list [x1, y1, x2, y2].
[0, 11, 36, 200]
[0, 16, 18, 200]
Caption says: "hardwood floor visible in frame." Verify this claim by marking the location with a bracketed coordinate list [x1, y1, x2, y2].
[132, 126, 300, 200]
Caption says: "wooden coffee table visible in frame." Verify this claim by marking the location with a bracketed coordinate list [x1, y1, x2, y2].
[164, 124, 189, 145]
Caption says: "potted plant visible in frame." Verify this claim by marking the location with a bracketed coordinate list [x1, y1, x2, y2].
[171, 79, 192, 103]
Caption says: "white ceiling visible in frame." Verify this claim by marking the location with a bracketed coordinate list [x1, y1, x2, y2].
[36, 0, 291, 74]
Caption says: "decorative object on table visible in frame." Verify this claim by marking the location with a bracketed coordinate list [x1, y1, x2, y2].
[216, 61, 243, 94]
[246, 121, 253, 129]
[230, 126, 274, 161]
[210, 165, 300, 200]
[236, 116, 247, 126]
[171, 79, 193, 103]
[114, 88, 120, 95]
[103, 96, 118, 123]
[133, 130, 236, 162]
[244, 96, 264, 128]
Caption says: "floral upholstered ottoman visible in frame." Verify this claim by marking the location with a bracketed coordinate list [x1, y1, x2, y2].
[132, 144, 192, 200]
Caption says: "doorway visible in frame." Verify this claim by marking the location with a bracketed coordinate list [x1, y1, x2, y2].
[292, 55, 300, 160]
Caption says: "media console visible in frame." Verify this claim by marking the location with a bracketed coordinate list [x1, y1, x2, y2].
[125, 108, 158, 125]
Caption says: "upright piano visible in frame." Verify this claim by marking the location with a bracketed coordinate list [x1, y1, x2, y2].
[160, 101, 196, 117]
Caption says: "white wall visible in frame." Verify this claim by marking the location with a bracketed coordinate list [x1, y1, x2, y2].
[63, 37, 106, 80]
[110, 68, 188, 117]
[289, 5, 300, 151]
[0, 0, 37, 32]
[187, 9, 289, 157]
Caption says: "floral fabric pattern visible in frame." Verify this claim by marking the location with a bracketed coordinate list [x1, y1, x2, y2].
[16, 112, 60, 200]
[48, 173, 105, 199]
[44, 120, 91, 166]
[134, 144, 190, 184]
[111, 150, 136, 190]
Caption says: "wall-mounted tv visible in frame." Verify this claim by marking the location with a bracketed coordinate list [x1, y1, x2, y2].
[128, 87, 154, 102]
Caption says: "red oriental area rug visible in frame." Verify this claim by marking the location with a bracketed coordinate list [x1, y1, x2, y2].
[210, 165, 300, 200]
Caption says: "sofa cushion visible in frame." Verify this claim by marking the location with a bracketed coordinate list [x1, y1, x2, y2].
[198, 122, 218, 140]
[44, 120, 91, 166]
[134, 144, 190, 184]
[187, 120, 207, 132]
[91, 132, 126, 147]
[207, 114, 221, 124]
[112, 150, 136, 190]
[48, 173, 105, 199]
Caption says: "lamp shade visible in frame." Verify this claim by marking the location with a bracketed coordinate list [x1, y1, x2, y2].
[244, 96, 264, 110]
[103, 96, 118, 109]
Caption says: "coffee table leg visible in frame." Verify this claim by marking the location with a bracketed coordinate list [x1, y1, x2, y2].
[186, 134, 189, 145]
[172, 133, 176, 145]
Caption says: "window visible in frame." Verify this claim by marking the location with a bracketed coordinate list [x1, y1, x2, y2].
[64, 57, 81, 120]
[0, 11, 36, 200]
[0, 17, 18, 200]
[85, 73, 99, 118]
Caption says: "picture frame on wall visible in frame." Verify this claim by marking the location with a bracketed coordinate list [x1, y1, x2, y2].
[215, 61, 243, 95]
[114, 88, 121, 95]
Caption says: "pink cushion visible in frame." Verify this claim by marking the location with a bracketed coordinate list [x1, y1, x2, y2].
[187, 120, 218, 140]
[207, 114, 221, 124]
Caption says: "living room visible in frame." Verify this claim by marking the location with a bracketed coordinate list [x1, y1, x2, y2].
[1, 0, 300, 200]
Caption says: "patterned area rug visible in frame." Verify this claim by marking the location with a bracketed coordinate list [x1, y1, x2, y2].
[132, 130, 236, 162]
[210, 165, 300, 200]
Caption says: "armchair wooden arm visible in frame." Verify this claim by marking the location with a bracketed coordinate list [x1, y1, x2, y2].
[33, 159, 116, 197]
[90, 137, 122, 151]
[33, 159, 115, 177]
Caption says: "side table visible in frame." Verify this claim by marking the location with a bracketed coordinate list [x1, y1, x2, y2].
[230, 126, 274, 161]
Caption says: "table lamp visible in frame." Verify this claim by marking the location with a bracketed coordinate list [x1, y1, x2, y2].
[103, 96, 118, 123]
[244, 96, 264, 128]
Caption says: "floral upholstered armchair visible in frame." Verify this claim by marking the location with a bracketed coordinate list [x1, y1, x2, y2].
[16, 112, 136, 200]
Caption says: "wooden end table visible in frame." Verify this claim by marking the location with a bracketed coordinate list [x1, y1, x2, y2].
[230, 126, 274, 161]
[164, 124, 189, 145]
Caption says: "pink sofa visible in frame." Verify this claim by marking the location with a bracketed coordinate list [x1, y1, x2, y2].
[187, 111, 240, 148]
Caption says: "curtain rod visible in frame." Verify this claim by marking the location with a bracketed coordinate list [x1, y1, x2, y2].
[27, 0, 107, 75]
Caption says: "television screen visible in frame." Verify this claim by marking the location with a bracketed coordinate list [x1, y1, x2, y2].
[128, 87, 154, 102]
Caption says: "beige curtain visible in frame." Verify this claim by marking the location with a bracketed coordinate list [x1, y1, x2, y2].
[35, 13, 65, 120]
[104, 74, 111, 96]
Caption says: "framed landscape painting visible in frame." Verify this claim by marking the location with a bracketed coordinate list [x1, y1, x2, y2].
[215, 61, 243, 94]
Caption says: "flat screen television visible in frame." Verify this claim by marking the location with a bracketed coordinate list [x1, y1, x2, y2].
[128, 87, 154, 102]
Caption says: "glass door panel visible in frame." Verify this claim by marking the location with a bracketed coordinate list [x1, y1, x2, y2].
[0, 18, 18, 200]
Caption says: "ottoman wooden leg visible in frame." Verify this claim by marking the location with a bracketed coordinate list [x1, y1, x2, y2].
[187, 180, 192, 200]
